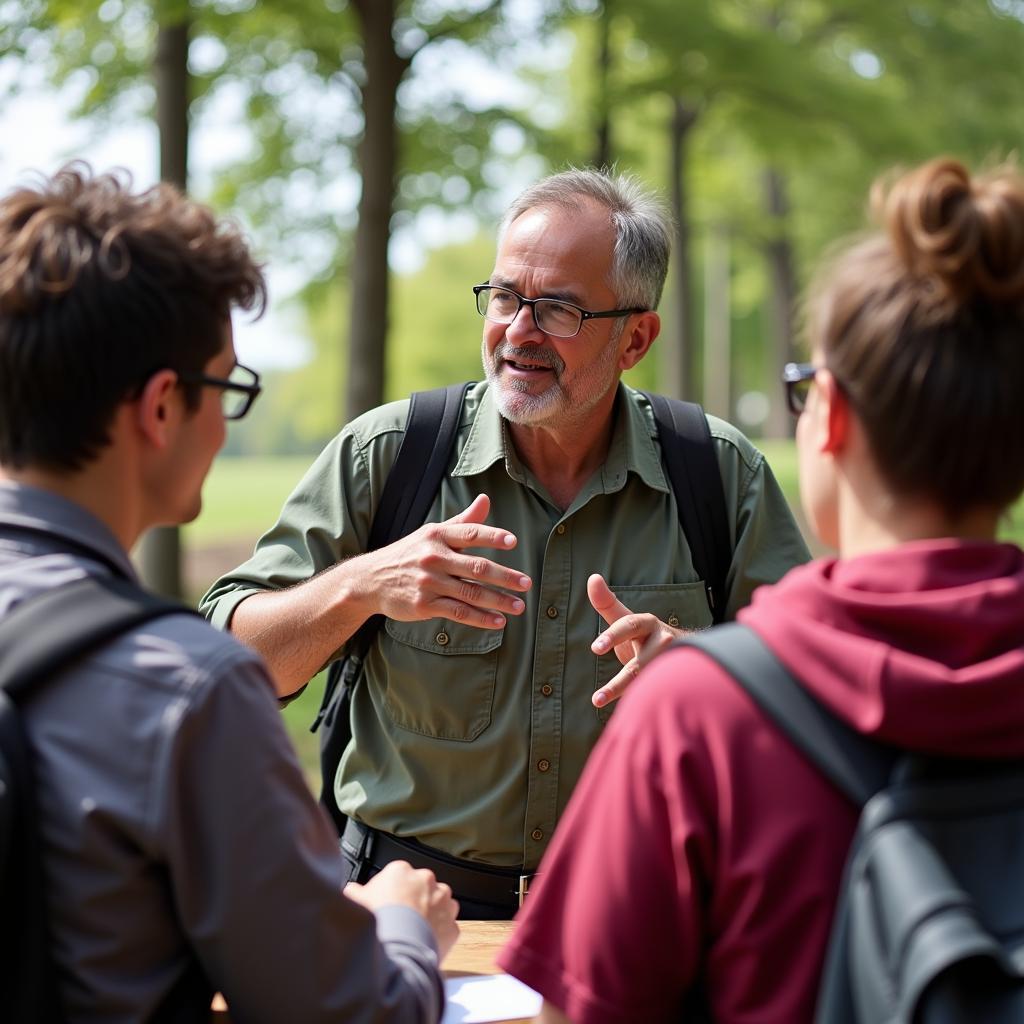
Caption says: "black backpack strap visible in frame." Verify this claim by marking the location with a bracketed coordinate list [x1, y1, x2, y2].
[0, 573, 192, 1023]
[313, 382, 471, 833]
[677, 623, 898, 806]
[642, 392, 732, 623]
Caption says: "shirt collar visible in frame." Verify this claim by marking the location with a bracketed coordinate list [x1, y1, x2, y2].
[0, 481, 139, 580]
[451, 381, 670, 495]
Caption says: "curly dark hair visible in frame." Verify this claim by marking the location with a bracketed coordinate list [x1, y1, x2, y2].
[0, 162, 267, 471]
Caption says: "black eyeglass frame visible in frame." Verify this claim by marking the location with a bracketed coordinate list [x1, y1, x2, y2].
[180, 362, 263, 421]
[782, 362, 818, 417]
[472, 282, 646, 339]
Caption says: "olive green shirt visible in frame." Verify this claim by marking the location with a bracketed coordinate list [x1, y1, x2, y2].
[201, 382, 809, 868]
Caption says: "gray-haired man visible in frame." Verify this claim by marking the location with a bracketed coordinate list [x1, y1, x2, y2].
[201, 168, 809, 918]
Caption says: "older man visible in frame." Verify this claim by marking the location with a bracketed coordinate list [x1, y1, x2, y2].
[201, 169, 809, 918]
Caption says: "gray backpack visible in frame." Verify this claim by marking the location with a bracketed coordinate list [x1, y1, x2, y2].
[682, 623, 1024, 1023]
[0, 571, 195, 1022]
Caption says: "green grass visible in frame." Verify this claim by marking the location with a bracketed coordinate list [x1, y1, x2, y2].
[185, 455, 314, 546]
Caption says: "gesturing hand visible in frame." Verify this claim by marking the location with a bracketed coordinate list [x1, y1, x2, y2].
[587, 573, 685, 707]
[357, 493, 532, 629]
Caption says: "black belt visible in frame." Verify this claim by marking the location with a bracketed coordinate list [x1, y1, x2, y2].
[341, 819, 534, 909]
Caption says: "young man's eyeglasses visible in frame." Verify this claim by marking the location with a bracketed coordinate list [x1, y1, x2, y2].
[180, 362, 262, 420]
[782, 362, 817, 416]
[473, 283, 645, 339]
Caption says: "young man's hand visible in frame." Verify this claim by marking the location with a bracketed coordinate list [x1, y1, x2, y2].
[345, 860, 460, 960]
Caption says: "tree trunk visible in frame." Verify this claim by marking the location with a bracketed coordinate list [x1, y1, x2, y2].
[137, 16, 190, 599]
[703, 224, 731, 420]
[347, 0, 409, 420]
[663, 97, 699, 400]
[592, 0, 613, 168]
[762, 166, 798, 439]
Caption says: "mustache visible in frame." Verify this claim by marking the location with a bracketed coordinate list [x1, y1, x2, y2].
[494, 343, 564, 374]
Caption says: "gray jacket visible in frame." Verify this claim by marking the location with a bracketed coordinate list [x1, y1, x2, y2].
[0, 482, 443, 1023]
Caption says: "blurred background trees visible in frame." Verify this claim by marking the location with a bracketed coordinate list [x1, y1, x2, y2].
[4, 0, 1024, 595]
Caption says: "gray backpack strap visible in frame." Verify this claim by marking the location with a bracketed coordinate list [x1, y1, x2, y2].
[677, 623, 897, 805]
[642, 392, 732, 623]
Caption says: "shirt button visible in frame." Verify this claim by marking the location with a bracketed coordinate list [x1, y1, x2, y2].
[556, 524, 566, 535]
[537, 759, 551, 773]
[667, 615, 680, 628]
[435, 631, 450, 646]
[531, 828, 544, 842]
[541, 684, 553, 697]
[546, 606, 558, 619]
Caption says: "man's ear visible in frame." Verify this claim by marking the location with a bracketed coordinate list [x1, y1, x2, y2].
[134, 369, 180, 450]
[618, 311, 660, 371]
[819, 370, 850, 455]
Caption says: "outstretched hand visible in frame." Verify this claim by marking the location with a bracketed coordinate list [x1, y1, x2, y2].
[588, 573, 685, 707]
[357, 493, 532, 630]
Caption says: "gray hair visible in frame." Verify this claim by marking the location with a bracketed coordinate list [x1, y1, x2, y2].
[499, 168, 672, 310]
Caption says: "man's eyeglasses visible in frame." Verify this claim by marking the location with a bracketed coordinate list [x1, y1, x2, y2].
[180, 362, 262, 420]
[473, 283, 645, 339]
[782, 362, 817, 416]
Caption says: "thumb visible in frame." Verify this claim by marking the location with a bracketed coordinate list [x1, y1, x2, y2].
[587, 573, 632, 626]
[447, 493, 490, 526]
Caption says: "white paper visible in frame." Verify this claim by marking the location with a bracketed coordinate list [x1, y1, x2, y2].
[441, 973, 542, 1023]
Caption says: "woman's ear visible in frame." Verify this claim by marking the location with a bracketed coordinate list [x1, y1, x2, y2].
[134, 369, 180, 449]
[819, 370, 850, 455]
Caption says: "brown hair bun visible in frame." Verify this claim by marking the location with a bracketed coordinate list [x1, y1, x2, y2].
[875, 157, 1024, 305]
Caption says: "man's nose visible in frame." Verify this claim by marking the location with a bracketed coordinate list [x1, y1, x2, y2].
[506, 301, 544, 344]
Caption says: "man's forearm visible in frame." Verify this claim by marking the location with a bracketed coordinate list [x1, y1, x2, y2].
[228, 563, 373, 697]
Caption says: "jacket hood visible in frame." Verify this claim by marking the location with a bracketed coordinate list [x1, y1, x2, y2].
[739, 539, 1024, 758]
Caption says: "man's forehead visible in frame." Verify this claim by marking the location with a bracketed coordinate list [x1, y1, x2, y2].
[493, 201, 615, 293]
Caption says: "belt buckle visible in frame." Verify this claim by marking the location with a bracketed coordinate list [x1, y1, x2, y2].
[517, 874, 532, 908]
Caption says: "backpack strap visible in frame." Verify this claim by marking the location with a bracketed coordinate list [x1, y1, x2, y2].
[314, 380, 471, 713]
[312, 382, 471, 833]
[642, 392, 732, 623]
[0, 573, 193, 1023]
[677, 623, 898, 806]
[0, 573, 189, 701]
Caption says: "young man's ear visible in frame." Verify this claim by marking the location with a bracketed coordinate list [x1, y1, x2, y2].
[618, 311, 660, 371]
[134, 369, 180, 449]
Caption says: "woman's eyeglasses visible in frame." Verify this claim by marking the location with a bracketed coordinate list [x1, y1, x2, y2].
[782, 362, 817, 417]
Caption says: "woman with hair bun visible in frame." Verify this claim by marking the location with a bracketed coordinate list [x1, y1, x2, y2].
[499, 157, 1024, 1023]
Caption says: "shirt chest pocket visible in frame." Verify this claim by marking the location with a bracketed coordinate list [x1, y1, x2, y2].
[379, 619, 503, 741]
[594, 582, 713, 723]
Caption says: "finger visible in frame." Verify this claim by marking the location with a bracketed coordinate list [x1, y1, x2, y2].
[431, 596, 515, 630]
[591, 612, 656, 656]
[587, 573, 633, 627]
[444, 521, 519, 553]
[451, 554, 531, 594]
[592, 658, 641, 708]
[446, 493, 490, 526]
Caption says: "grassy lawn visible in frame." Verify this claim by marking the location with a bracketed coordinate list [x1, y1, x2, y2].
[185, 455, 314, 546]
